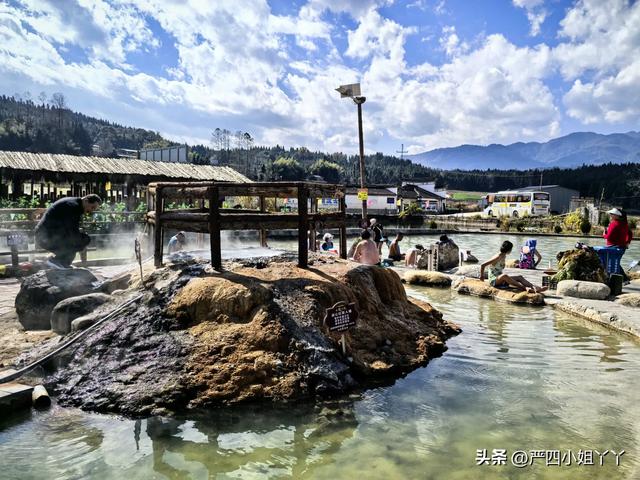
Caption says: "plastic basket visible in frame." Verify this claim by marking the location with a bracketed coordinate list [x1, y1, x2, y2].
[593, 246, 625, 275]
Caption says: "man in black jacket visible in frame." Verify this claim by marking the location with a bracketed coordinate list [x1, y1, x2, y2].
[35, 194, 102, 268]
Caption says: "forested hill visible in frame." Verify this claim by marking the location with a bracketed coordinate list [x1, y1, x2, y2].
[0, 94, 164, 156]
[0, 94, 639, 208]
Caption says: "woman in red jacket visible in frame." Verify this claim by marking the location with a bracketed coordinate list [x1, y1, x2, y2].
[603, 208, 633, 248]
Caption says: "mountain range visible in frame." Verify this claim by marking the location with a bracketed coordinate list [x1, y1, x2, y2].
[408, 131, 640, 170]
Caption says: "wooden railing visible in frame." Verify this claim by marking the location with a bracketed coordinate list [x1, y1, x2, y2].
[147, 181, 348, 269]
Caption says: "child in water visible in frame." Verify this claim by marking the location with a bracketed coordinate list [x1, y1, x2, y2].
[480, 240, 547, 293]
[518, 238, 542, 269]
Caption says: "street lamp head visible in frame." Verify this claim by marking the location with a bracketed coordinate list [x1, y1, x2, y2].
[352, 96, 366, 105]
[336, 83, 361, 98]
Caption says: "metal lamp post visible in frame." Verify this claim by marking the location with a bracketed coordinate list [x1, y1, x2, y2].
[336, 83, 367, 220]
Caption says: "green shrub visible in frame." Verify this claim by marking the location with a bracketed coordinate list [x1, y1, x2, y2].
[429, 219, 437, 229]
[553, 224, 562, 234]
[499, 217, 510, 232]
[399, 203, 423, 219]
[629, 218, 638, 230]
[563, 210, 583, 232]
[580, 218, 592, 234]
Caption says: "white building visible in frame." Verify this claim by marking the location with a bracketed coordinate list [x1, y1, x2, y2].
[345, 187, 398, 215]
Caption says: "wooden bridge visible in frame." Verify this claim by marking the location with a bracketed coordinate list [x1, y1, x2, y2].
[146, 181, 348, 269]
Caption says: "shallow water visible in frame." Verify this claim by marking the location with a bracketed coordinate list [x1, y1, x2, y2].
[1, 284, 639, 479]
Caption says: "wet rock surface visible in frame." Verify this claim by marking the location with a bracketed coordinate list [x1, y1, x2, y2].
[50, 293, 113, 334]
[453, 278, 545, 305]
[48, 255, 460, 416]
[15, 269, 100, 330]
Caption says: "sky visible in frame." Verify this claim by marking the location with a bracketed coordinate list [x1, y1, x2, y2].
[0, 0, 639, 155]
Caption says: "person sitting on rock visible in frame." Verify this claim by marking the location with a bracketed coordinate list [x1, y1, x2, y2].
[167, 232, 186, 254]
[35, 194, 102, 269]
[353, 230, 380, 265]
[405, 244, 425, 268]
[518, 238, 542, 269]
[388, 233, 404, 261]
[480, 240, 547, 293]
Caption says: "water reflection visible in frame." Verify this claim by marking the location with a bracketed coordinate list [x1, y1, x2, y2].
[2, 282, 640, 479]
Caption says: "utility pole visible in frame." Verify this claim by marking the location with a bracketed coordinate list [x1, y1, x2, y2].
[336, 83, 368, 220]
[396, 144, 408, 160]
[539, 171, 543, 189]
[354, 96, 367, 219]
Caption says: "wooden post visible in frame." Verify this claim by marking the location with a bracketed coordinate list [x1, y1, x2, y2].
[259, 195, 267, 247]
[10, 245, 19, 269]
[80, 247, 88, 266]
[297, 184, 308, 268]
[154, 186, 164, 267]
[339, 194, 347, 259]
[208, 186, 222, 271]
[309, 196, 316, 252]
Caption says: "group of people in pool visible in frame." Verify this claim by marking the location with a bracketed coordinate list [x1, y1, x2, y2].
[316, 207, 634, 292]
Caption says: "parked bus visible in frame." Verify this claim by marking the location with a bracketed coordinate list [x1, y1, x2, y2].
[483, 190, 550, 217]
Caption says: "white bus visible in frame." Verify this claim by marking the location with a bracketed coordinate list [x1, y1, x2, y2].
[483, 190, 550, 217]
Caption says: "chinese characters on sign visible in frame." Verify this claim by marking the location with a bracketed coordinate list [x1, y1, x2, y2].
[475, 449, 625, 468]
[324, 302, 358, 355]
[324, 302, 358, 332]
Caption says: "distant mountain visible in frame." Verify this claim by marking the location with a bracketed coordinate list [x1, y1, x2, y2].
[409, 131, 640, 170]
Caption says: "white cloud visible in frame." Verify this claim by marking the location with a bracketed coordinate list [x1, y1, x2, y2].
[564, 59, 640, 124]
[439, 26, 469, 57]
[554, 0, 640, 79]
[512, 0, 546, 36]
[0, 0, 639, 156]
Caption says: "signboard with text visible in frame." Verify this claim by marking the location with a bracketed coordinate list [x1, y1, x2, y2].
[357, 189, 368, 201]
[324, 301, 358, 332]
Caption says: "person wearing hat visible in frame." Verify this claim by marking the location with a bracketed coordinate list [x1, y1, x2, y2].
[320, 233, 335, 252]
[603, 208, 632, 249]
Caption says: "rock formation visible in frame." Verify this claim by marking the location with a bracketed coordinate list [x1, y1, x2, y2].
[15, 269, 100, 330]
[556, 280, 610, 300]
[403, 271, 452, 287]
[452, 278, 545, 305]
[48, 254, 460, 416]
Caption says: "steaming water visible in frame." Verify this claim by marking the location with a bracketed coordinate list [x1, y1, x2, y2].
[2, 286, 640, 478]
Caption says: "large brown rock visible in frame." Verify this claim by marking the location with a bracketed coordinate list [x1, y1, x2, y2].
[49, 256, 460, 415]
[15, 269, 99, 330]
[453, 278, 545, 305]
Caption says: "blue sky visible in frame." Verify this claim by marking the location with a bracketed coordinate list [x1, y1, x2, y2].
[0, 0, 638, 155]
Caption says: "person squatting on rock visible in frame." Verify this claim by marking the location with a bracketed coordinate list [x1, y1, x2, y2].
[353, 230, 381, 265]
[167, 231, 187, 254]
[35, 194, 102, 269]
[480, 240, 547, 293]
[518, 238, 542, 269]
[388, 232, 404, 261]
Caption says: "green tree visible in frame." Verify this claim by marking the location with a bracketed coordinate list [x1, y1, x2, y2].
[308, 159, 343, 183]
[272, 157, 305, 181]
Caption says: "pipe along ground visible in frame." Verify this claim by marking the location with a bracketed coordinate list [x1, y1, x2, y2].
[0, 294, 144, 385]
